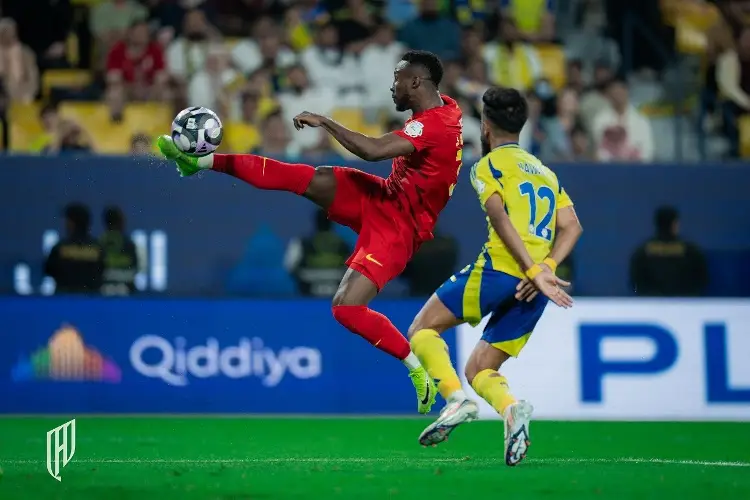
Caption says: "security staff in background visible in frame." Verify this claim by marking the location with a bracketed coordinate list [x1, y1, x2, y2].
[630, 206, 709, 297]
[285, 209, 352, 297]
[100, 206, 139, 296]
[44, 203, 104, 294]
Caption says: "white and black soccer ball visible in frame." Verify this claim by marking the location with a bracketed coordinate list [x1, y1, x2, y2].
[171, 107, 223, 156]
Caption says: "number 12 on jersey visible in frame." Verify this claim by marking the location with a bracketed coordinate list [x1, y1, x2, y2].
[519, 181, 555, 241]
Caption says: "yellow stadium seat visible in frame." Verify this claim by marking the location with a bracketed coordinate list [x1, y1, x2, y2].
[42, 70, 92, 98]
[224, 122, 261, 153]
[9, 102, 44, 152]
[58, 102, 131, 154]
[675, 4, 720, 55]
[124, 102, 172, 138]
[535, 44, 566, 90]
[739, 114, 750, 158]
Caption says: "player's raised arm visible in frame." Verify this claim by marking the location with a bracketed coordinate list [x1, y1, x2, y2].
[294, 112, 415, 161]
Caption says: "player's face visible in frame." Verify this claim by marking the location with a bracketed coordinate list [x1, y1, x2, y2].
[390, 61, 411, 112]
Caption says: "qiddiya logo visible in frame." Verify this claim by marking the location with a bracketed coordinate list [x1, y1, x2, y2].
[129, 336, 321, 387]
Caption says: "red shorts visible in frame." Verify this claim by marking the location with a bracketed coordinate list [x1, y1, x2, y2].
[327, 167, 420, 290]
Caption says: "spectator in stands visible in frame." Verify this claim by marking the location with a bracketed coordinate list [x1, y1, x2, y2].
[579, 59, 615, 133]
[402, 227, 458, 297]
[284, 208, 352, 297]
[188, 43, 242, 116]
[361, 22, 406, 111]
[333, 0, 377, 50]
[224, 91, 262, 153]
[100, 206, 139, 296]
[2, 0, 72, 70]
[714, 25, 750, 158]
[44, 203, 104, 295]
[284, 5, 315, 52]
[0, 18, 39, 103]
[301, 22, 347, 91]
[90, 0, 148, 66]
[276, 64, 335, 153]
[592, 77, 654, 162]
[500, 0, 556, 44]
[106, 21, 168, 102]
[166, 9, 217, 90]
[130, 133, 152, 155]
[570, 123, 593, 161]
[232, 17, 296, 77]
[520, 86, 570, 162]
[253, 109, 300, 158]
[33, 102, 92, 154]
[460, 26, 484, 61]
[458, 99, 482, 158]
[398, 0, 461, 61]
[566, 59, 585, 94]
[630, 206, 708, 297]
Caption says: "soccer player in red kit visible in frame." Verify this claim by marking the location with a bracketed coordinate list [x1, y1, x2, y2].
[157, 50, 462, 414]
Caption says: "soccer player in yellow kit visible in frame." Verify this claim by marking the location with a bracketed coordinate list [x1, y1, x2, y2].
[407, 87, 583, 466]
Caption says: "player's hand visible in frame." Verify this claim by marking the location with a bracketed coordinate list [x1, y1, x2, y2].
[529, 269, 573, 308]
[293, 111, 325, 130]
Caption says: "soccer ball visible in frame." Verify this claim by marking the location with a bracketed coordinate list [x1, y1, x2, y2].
[171, 106, 223, 156]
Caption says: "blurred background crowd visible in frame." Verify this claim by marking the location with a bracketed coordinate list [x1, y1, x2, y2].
[1, 0, 749, 161]
[2, 0, 749, 300]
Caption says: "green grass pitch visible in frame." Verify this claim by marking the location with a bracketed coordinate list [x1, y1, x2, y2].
[0, 417, 748, 499]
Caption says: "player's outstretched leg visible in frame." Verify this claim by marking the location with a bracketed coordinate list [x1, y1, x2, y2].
[157, 135, 330, 203]
[331, 269, 436, 414]
[467, 342, 533, 466]
[408, 295, 479, 446]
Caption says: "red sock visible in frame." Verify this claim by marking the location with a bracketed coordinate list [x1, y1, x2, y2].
[212, 154, 315, 195]
[332, 305, 411, 360]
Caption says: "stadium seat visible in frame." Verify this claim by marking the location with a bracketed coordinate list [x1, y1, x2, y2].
[535, 44, 567, 91]
[224, 122, 261, 153]
[41, 70, 92, 99]
[8, 102, 44, 152]
[674, 3, 720, 55]
[124, 103, 172, 139]
[58, 102, 129, 154]
[330, 108, 383, 158]
[739, 114, 750, 158]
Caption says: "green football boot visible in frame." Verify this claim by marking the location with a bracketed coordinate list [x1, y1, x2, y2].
[156, 135, 212, 177]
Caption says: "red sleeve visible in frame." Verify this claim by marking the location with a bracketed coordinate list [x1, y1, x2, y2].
[393, 116, 444, 152]
[106, 42, 126, 72]
[150, 43, 165, 72]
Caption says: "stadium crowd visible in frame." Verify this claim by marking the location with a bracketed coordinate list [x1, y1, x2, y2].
[0, 0, 747, 160]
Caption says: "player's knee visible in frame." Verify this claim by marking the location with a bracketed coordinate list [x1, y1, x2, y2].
[331, 290, 365, 308]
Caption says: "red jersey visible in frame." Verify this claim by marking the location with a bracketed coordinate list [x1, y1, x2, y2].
[106, 41, 165, 85]
[390, 94, 463, 240]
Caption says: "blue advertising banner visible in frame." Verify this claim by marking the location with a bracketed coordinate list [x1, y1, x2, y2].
[0, 297, 454, 414]
[3, 157, 750, 297]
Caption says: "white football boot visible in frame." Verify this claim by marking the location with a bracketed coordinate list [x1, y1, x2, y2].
[418, 399, 479, 447]
[503, 400, 534, 466]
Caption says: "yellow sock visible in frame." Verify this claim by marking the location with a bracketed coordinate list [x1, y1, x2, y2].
[471, 369, 517, 415]
[410, 329, 462, 399]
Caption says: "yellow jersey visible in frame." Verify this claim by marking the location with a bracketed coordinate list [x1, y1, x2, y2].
[469, 142, 573, 279]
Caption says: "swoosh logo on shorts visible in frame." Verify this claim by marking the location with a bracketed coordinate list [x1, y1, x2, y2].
[365, 254, 383, 267]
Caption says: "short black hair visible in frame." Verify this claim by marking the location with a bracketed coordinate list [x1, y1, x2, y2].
[401, 50, 443, 86]
[482, 87, 528, 134]
[103, 206, 124, 230]
[655, 206, 679, 234]
[64, 203, 91, 232]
